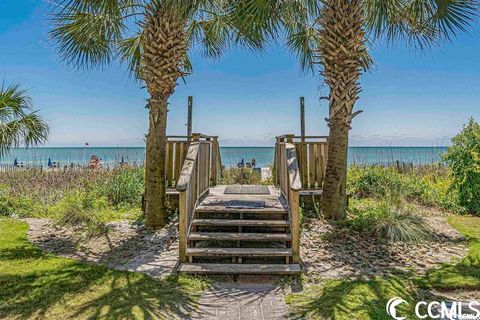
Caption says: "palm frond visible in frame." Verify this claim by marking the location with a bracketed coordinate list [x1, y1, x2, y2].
[364, 0, 479, 49]
[49, 0, 137, 69]
[0, 83, 49, 157]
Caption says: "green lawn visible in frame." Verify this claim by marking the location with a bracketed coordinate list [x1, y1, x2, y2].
[418, 215, 480, 290]
[0, 218, 207, 320]
[286, 215, 480, 320]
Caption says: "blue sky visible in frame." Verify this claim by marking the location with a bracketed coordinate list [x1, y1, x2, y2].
[1, 1, 479, 147]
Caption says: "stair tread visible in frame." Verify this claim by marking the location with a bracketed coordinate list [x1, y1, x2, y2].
[192, 219, 290, 227]
[179, 263, 301, 274]
[186, 247, 292, 257]
[188, 232, 291, 241]
[195, 206, 288, 214]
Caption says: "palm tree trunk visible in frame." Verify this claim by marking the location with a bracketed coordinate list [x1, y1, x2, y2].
[318, 0, 369, 219]
[321, 118, 349, 219]
[142, 5, 187, 229]
[144, 97, 168, 228]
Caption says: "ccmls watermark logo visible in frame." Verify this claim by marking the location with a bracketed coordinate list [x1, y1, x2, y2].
[386, 297, 480, 320]
[387, 298, 408, 320]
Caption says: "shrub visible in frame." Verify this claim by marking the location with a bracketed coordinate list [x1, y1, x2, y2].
[348, 198, 432, 242]
[443, 118, 480, 215]
[53, 190, 109, 236]
[219, 168, 262, 185]
[347, 165, 464, 214]
[100, 167, 144, 207]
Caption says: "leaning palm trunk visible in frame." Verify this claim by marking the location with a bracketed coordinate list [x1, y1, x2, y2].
[142, 5, 187, 228]
[318, 0, 369, 219]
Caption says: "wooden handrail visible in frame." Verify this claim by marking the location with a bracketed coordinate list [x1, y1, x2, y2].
[274, 134, 328, 190]
[286, 143, 302, 191]
[176, 137, 220, 262]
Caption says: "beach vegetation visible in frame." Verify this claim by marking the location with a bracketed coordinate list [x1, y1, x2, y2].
[0, 168, 144, 227]
[443, 118, 480, 215]
[0, 82, 49, 156]
[0, 218, 208, 319]
[347, 197, 432, 243]
[219, 167, 262, 185]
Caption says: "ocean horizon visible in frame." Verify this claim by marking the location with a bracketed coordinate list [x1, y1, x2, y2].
[1, 146, 448, 168]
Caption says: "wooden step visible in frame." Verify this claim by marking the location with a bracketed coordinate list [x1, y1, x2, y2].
[186, 248, 292, 257]
[179, 263, 301, 274]
[188, 232, 291, 241]
[192, 219, 290, 227]
[195, 207, 288, 214]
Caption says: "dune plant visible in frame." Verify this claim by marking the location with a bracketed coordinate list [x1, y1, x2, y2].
[49, 0, 263, 229]
[0, 82, 49, 156]
[443, 118, 480, 215]
[348, 198, 431, 243]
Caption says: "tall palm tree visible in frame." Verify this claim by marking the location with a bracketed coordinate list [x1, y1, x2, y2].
[0, 82, 49, 157]
[250, 0, 478, 219]
[50, 0, 260, 229]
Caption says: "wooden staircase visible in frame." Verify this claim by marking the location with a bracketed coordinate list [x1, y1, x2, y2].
[178, 185, 301, 275]
[174, 134, 304, 275]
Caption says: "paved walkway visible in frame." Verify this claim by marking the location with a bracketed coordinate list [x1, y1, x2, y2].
[189, 281, 289, 320]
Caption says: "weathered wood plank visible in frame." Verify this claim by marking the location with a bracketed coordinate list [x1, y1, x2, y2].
[186, 248, 292, 257]
[166, 142, 174, 187]
[308, 143, 315, 188]
[179, 263, 301, 274]
[176, 143, 200, 191]
[188, 232, 291, 241]
[192, 219, 289, 227]
[174, 142, 181, 183]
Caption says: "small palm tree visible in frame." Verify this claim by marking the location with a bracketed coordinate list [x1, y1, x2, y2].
[252, 0, 478, 219]
[0, 82, 49, 157]
[50, 0, 260, 229]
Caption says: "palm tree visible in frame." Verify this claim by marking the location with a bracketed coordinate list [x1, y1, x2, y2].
[50, 0, 260, 229]
[256, 0, 478, 219]
[0, 82, 49, 157]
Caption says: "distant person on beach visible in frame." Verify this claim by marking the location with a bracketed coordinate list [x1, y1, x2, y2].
[88, 155, 102, 169]
[251, 159, 256, 168]
[237, 158, 245, 168]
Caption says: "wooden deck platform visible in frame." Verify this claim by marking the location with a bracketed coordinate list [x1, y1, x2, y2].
[195, 185, 289, 213]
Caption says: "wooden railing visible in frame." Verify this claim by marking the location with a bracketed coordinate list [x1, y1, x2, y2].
[275, 140, 301, 263]
[275, 135, 328, 190]
[176, 134, 221, 262]
[166, 134, 222, 188]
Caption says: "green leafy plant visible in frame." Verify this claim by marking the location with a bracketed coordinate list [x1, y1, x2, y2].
[100, 167, 144, 207]
[219, 168, 262, 185]
[53, 190, 109, 237]
[348, 198, 432, 243]
[443, 118, 480, 215]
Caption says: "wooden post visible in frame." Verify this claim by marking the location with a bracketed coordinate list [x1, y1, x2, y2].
[178, 191, 187, 262]
[290, 190, 300, 263]
[191, 133, 201, 142]
[300, 97, 305, 143]
[211, 137, 218, 186]
[187, 96, 193, 140]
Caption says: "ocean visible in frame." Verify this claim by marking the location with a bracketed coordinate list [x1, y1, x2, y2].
[1, 146, 448, 168]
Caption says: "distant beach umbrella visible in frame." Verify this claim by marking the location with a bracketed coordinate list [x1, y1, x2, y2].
[13, 158, 18, 166]
[48, 158, 52, 167]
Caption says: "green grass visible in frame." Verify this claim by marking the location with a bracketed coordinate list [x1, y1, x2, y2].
[0, 218, 208, 320]
[285, 277, 421, 320]
[418, 215, 480, 290]
[286, 215, 480, 319]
